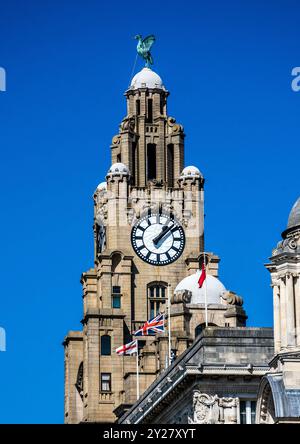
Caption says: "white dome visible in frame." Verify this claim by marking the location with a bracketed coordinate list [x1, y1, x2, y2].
[175, 271, 226, 305]
[107, 162, 130, 175]
[130, 67, 164, 90]
[181, 166, 202, 178]
[96, 181, 107, 192]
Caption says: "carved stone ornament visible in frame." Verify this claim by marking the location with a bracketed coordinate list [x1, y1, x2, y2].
[221, 291, 243, 306]
[112, 135, 121, 145]
[148, 178, 164, 188]
[188, 393, 219, 424]
[272, 232, 300, 256]
[120, 117, 135, 132]
[257, 382, 275, 424]
[75, 362, 84, 400]
[167, 116, 184, 134]
[188, 391, 239, 424]
[172, 289, 192, 304]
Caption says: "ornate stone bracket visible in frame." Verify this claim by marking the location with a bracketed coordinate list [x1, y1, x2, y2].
[221, 291, 243, 306]
[188, 391, 239, 424]
[172, 290, 192, 304]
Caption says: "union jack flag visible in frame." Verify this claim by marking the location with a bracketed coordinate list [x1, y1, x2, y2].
[133, 313, 165, 336]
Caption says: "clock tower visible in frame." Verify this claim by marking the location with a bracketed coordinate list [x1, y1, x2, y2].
[63, 65, 246, 424]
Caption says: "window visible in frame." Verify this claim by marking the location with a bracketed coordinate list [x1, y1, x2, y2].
[131, 142, 136, 186]
[112, 286, 121, 309]
[100, 373, 111, 392]
[147, 144, 156, 180]
[148, 283, 167, 318]
[117, 153, 121, 163]
[167, 144, 174, 187]
[136, 99, 140, 116]
[101, 335, 111, 356]
[147, 98, 153, 123]
[240, 400, 256, 424]
[160, 96, 164, 115]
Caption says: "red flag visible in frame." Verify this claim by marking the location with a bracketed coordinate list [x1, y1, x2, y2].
[198, 262, 206, 288]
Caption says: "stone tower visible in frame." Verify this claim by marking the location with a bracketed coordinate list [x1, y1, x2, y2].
[63, 66, 247, 424]
[256, 197, 300, 423]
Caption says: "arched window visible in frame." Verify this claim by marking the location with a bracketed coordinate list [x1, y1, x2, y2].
[147, 282, 167, 319]
[101, 335, 111, 356]
[147, 144, 156, 180]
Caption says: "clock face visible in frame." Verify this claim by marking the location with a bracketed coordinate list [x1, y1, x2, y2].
[131, 212, 185, 265]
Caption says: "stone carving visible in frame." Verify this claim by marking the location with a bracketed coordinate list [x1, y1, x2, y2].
[221, 291, 243, 306]
[148, 178, 164, 188]
[112, 135, 121, 145]
[120, 117, 135, 132]
[188, 391, 239, 424]
[272, 231, 300, 256]
[75, 362, 84, 400]
[167, 116, 184, 134]
[257, 382, 275, 424]
[172, 289, 192, 304]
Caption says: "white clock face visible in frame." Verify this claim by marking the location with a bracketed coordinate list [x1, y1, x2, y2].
[131, 212, 185, 265]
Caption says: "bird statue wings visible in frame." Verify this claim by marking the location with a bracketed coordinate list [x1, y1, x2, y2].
[135, 34, 156, 67]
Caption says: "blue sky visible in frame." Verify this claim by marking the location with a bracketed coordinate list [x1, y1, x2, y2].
[0, 0, 299, 423]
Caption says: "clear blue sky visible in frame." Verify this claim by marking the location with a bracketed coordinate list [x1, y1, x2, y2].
[0, 0, 299, 423]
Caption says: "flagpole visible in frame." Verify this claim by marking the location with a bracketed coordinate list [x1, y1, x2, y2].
[201, 184, 208, 328]
[136, 339, 139, 400]
[168, 284, 171, 367]
[203, 252, 208, 327]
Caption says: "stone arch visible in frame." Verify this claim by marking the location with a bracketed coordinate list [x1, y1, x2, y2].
[256, 377, 276, 424]
[111, 252, 123, 273]
[147, 281, 168, 318]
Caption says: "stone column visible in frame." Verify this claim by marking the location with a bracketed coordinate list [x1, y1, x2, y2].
[295, 275, 300, 346]
[286, 273, 296, 347]
[272, 282, 281, 353]
[280, 277, 287, 349]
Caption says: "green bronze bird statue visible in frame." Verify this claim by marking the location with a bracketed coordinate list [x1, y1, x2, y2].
[135, 34, 156, 67]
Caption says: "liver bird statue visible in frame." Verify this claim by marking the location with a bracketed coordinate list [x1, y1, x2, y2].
[135, 34, 156, 67]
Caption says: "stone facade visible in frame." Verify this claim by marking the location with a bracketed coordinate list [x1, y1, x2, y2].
[118, 327, 274, 424]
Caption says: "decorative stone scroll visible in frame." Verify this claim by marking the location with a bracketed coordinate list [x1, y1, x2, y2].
[167, 116, 184, 134]
[120, 117, 135, 132]
[172, 290, 192, 304]
[221, 291, 243, 306]
[111, 134, 121, 145]
[188, 391, 239, 424]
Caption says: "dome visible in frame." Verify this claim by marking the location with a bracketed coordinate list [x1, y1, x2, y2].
[180, 165, 202, 178]
[175, 271, 226, 305]
[287, 197, 300, 230]
[96, 181, 107, 192]
[130, 67, 165, 90]
[107, 162, 130, 176]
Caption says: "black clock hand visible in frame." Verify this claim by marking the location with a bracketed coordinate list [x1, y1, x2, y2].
[153, 225, 172, 246]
